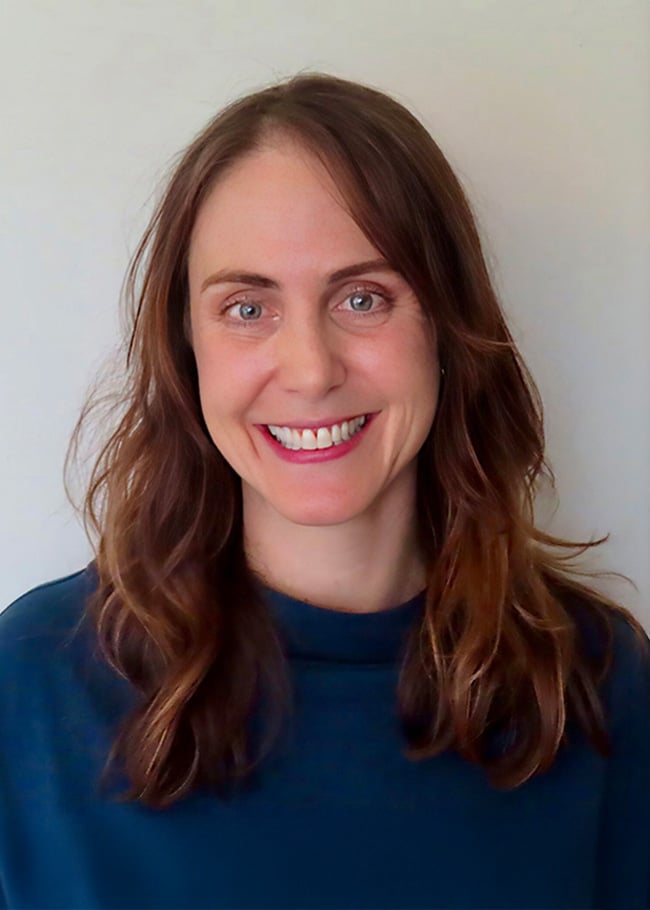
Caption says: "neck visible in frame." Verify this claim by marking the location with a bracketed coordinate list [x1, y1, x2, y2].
[242, 480, 428, 614]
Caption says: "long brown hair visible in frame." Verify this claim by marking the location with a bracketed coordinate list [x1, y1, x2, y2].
[65, 71, 647, 808]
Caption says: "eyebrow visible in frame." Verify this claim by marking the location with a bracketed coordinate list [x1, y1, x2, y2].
[199, 258, 396, 294]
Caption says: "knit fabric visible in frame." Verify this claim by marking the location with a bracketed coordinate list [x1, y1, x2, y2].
[0, 565, 648, 909]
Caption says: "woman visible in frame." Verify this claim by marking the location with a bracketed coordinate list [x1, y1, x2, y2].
[1, 72, 648, 909]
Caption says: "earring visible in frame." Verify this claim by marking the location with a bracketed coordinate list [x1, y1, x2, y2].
[440, 367, 446, 377]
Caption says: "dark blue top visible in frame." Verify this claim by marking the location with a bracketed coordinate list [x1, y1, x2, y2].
[1, 565, 649, 908]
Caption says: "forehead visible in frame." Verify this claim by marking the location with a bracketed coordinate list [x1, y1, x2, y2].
[188, 140, 380, 279]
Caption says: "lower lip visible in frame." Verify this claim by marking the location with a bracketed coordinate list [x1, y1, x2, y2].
[257, 414, 377, 463]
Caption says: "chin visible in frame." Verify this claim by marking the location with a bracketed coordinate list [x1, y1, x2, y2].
[272, 496, 368, 527]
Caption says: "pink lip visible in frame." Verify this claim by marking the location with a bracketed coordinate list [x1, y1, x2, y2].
[257, 413, 377, 463]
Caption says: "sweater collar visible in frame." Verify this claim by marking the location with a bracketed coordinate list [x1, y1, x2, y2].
[258, 584, 426, 663]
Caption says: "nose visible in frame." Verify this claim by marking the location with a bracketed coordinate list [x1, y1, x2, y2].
[273, 311, 346, 397]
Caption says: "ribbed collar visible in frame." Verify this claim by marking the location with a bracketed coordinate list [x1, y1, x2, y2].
[259, 584, 426, 663]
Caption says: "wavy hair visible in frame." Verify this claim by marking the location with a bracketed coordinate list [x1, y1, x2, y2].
[65, 71, 647, 808]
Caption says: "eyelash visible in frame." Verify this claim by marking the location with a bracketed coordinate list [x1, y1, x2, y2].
[219, 286, 394, 326]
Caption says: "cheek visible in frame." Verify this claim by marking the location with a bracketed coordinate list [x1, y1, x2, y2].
[397, 334, 441, 427]
[407, 318, 439, 380]
[372, 325, 438, 387]
[193, 343, 229, 412]
[193, 341, 264, 422]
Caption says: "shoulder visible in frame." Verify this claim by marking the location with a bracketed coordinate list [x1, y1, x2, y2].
[564, 601, 650, 903]
[605, 611, 650, 741]
[0, 563, 99, 666]
[568, 594, 650, 737]
[0, 563, 136, 741]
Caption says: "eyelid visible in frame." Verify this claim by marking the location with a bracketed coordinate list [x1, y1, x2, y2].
[341, 282, 390, 301]
[222, 281, 390, 307]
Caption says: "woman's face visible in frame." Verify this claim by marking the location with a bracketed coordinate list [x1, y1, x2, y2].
[187, 137, 440, 528]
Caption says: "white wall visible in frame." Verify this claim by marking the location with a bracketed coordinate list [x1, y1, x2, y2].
[1, 0, 648, 623]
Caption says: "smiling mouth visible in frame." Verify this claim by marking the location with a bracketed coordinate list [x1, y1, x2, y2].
[265, 414, 370, 451]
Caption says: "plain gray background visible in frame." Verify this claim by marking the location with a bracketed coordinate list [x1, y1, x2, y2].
[1, 0, 648, 624]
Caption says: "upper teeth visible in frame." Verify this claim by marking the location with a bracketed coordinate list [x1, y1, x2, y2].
[267, 415, 368, 450]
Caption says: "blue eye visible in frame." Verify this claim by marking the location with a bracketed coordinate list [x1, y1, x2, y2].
[236, 302, 263, 320]
[220, 300, 264, 322]
[348, 291, 375, 311]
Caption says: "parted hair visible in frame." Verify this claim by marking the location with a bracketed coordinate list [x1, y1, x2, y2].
[65, 71, 647, 809]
